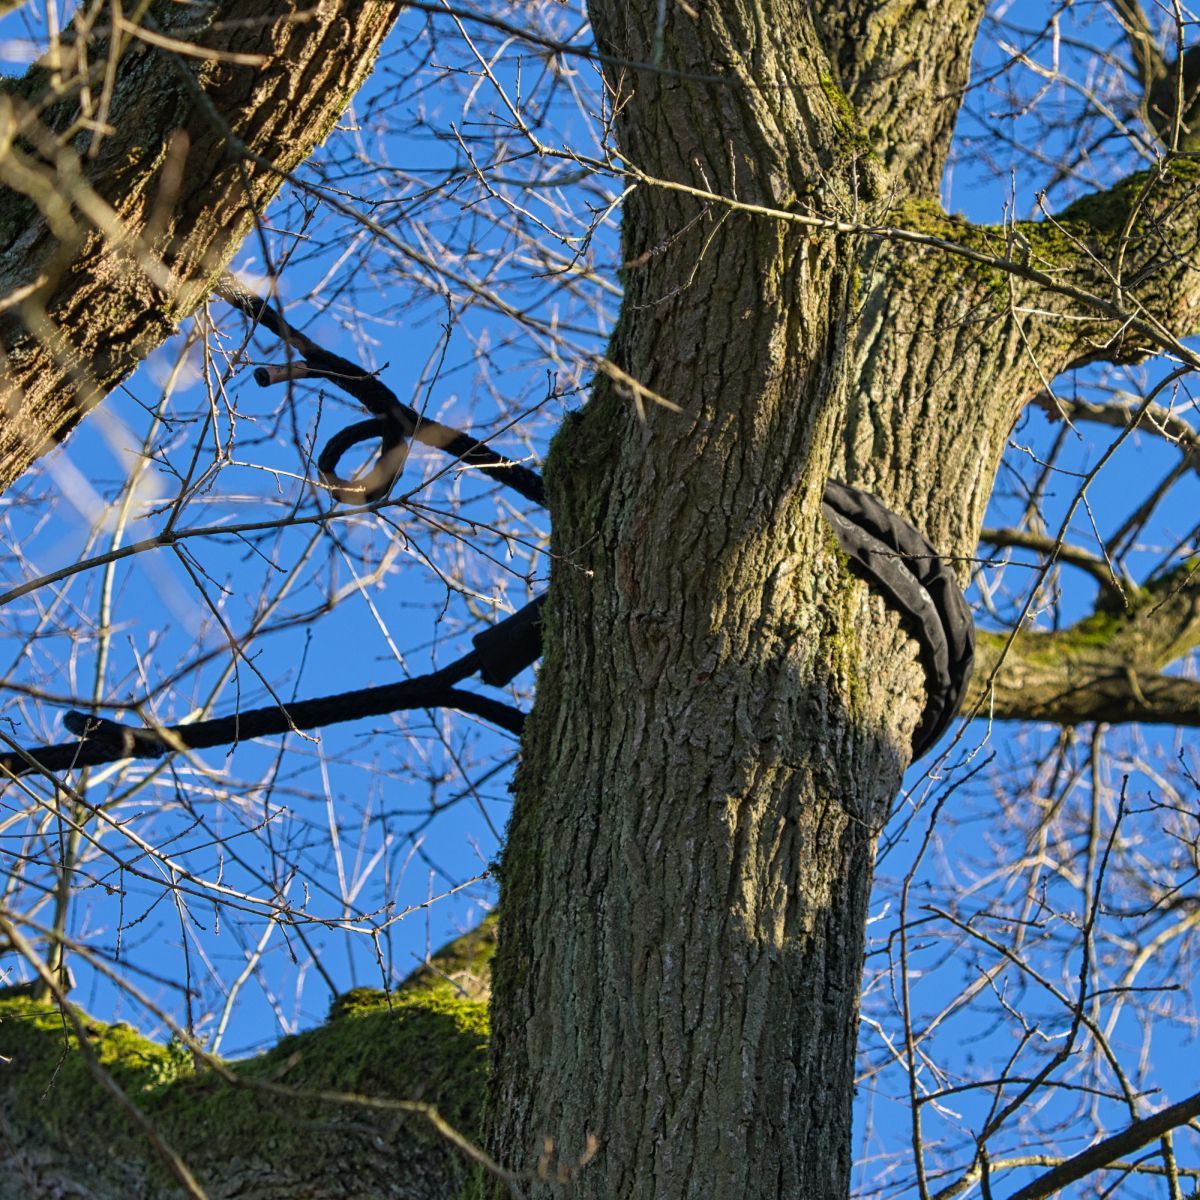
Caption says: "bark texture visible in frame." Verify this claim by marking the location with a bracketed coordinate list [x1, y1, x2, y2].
[483, 4, 1200, 1200]
[811, 0, 986, 196]
[0, 0, 401, 493]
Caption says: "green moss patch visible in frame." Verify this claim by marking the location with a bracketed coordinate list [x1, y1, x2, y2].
[0, 926, 493, 1195]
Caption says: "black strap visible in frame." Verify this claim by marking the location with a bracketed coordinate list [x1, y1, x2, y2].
[472, 596, 548, 687]
[2, 281, 973, 775]
[822, 481, 974, 758]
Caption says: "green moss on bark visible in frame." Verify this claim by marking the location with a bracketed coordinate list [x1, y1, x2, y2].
[0, 926, 492, 1198]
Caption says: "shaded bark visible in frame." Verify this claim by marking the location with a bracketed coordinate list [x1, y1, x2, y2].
[0, 0, 401, 493]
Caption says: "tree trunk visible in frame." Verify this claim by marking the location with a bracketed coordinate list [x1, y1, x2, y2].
[0, 0, 401, 493]
[481, 4, 1098, 1197]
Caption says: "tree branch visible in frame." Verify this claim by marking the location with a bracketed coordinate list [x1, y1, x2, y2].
[1004, 1089, 1200, 1200]
[1029, 160, 1200, 366]
[1030, 388, 1200, 467]
[975, 651, 1200, 727]
[1109, 0, 1166, 91]
[0, 920, 499, 1200]
[979, 526, 1129, 602]
[969, 545, 1200, 726]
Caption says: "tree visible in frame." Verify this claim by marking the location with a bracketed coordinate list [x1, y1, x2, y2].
[1, 2, 1199, 1199]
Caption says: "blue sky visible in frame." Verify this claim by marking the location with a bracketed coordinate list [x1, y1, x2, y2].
[1, 3, 1198, 1197]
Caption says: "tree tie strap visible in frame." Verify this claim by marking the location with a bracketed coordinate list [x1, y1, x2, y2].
[821, 480, 974, 759]
[1, 283, 974, 777]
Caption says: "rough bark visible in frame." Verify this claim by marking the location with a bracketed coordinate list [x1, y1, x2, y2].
[484, 4, 947, 1198]
[482, 5, 1200, 1200]
[0, 0, 401, 493]
[810, 0, 987, 196]
[0, 922, 496, 1200]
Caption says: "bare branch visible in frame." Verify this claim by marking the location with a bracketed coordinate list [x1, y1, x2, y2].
[1004, 1089, 1200, 1200]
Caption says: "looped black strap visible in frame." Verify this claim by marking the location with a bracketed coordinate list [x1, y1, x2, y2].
[316, 416, 412, 504]
[821, 480, 974, 759]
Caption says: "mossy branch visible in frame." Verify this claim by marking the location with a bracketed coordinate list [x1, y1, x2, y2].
[0, 919, 500, 1200]
[969, 555, 1200, 727]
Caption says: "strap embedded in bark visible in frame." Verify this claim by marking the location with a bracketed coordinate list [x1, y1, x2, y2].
[821, 480, 975, 759]
[2, 285, 973, 777]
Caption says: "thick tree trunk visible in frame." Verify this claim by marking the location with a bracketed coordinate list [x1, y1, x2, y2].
[484, 11, 908, 1200]
[480, 4, 1080, 1198]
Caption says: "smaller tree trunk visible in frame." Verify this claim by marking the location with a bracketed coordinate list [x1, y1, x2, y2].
[0, 0, 401, 494]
